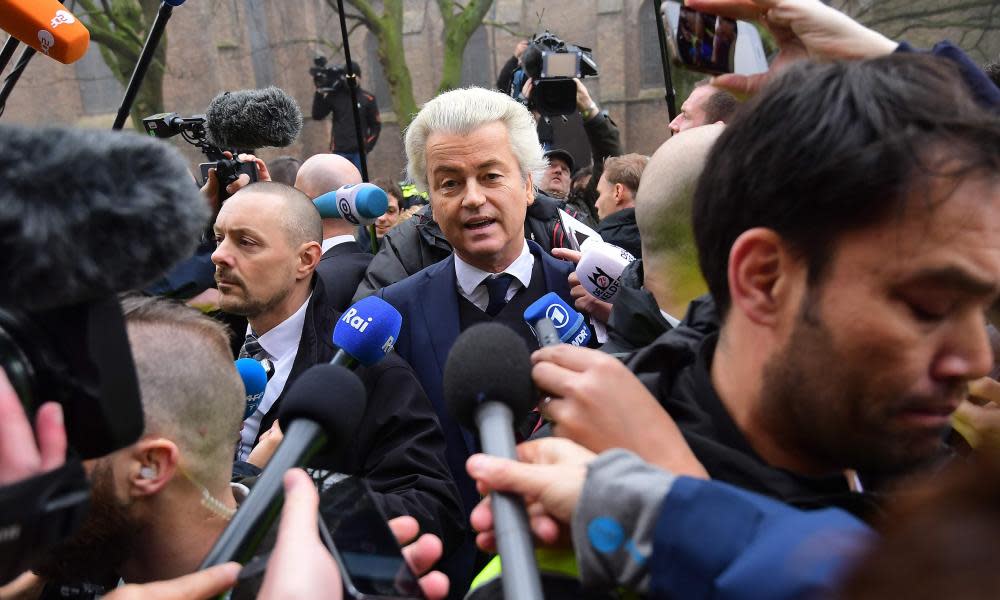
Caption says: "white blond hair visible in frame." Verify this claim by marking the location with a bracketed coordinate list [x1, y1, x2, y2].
[404, 87, 547, 192]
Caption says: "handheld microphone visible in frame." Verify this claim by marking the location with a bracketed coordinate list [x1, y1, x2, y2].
[576, 241, 635, 304]
[235, 358, 268, 420]
[200, 364, 367, 568]
[205, 86, 303, 151]
[0, 0, 89, 64]
[330, 296, 402, 368]
[313, 183, 389, 226]
[523, 292, 592, 347]
[444, 323, 544, 600]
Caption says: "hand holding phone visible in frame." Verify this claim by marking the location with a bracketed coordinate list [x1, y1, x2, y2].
[676, 0, 897, 95]
[667, 3, 738, 75]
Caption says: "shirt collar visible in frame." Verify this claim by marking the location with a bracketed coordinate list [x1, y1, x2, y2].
[321, 235, 357, 254]
[249, 294, 312, 361]
[454, 240, 533, 297]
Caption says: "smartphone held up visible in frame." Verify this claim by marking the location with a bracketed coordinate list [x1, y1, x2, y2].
[662, 1, 768, 76]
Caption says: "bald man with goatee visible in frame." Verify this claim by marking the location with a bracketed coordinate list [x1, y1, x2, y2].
[294, 153, 372, 311]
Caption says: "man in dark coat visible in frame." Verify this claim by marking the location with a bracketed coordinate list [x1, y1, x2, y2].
[378, 88, 581, 594]
[211, 181, 465, 560]
[531, 56, 1000, 524]
[593, 153, 647, 260]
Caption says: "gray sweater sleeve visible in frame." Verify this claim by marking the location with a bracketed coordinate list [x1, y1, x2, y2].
[571, 449, 676, 594]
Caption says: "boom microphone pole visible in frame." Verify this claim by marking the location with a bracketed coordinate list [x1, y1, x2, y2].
[0, 36, 20, 74]
[652, 0, 677, 120]
[112, 0, 185, 130]
[335, 0, 379, 253]
[0, 46, 33, 118]
[335, 0, 369, 182]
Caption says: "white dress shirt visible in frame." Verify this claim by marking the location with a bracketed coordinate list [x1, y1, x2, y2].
[321, 234, 357, 255]
[237, 294, 312, 461]
[454, 240, 535, 312]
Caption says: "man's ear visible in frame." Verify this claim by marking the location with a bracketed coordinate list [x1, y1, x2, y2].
[613, 182, 626, 206]
[127, 438, 180, 498]
[524, 173, 535, 207]
[297, 241, 322, 280]
[727, 227, 803, 328]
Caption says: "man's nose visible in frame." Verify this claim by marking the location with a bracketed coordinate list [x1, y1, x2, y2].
[933, 315, 994, 383]
[462, 179, 487, 209]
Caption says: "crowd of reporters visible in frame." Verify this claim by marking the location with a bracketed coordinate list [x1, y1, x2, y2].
[3, 0, 1000, 598]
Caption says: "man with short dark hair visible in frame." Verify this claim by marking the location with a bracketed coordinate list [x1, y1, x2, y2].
[211, 181, 465, 557]
[593, 153, 648, 259]
[668, 79, 738, 134]
[532, 54, 1000, 520]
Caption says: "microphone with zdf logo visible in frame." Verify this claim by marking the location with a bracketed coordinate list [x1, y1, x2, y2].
[313, 183, 389, 226]
[330, 296, 403, 368]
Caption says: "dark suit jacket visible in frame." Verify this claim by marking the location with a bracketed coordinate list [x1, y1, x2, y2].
[315, 240, 373, 313]
[379, 241, 575, 516]
[254, 279, 466, 556]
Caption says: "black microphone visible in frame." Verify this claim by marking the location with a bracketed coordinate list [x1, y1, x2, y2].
[444, 323, 544, 600]
[200, 364, 366, 568]
[205, 86, 303, 151]
[0, 125, 210, 309]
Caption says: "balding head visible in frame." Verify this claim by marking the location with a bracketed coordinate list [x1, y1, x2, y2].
[294, 153, 363, 200]
[227, 181, 322, 247]
[635, 123, 724, 314]
[294, 154, 363, 238]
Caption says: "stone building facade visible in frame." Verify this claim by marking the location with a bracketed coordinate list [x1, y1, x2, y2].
[4, 0, 997, 181]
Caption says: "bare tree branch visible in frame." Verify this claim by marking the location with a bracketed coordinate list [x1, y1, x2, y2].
[481, 19, 528, 38]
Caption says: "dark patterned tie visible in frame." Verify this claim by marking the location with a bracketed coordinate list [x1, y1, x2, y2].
[239, 332, 265, 360]
[484, 273, 515, 317]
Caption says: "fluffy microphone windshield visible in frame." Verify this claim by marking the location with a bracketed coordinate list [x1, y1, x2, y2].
[0, 125, 210, 310]
[206, 86, 303, 150]
[444, 323, 535, 430]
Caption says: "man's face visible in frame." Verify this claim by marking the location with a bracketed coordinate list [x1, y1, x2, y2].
[374, 194, 401, 238]
[669, 85, 716, 135]
[594, 173, 618, 221]
[32, 458, 138, 584]
[212, 193, 301, 317]
[425, 122, 534, 271]
[757, 175, 1000, 475]
[540, 158, 571, 198]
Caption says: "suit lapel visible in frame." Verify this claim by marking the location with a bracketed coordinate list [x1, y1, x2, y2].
[419, 256, 461, 380]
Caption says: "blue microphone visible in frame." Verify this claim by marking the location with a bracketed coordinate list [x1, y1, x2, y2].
[523, 292, 591, 347]
[331, 296, 403, 368]
[235, 358, 268, 420]
[313, 183, 389, 226]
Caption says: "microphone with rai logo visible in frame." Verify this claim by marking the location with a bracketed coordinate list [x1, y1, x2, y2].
[235, 357, 269, 420]
[331, 296, 403, 368]
[577, 240, 635, 304]
[313, 182, 389, 226]
[523, 292, 592, 348]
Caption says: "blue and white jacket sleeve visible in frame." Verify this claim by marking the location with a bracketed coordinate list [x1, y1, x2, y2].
[571, 450, 874, 600]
